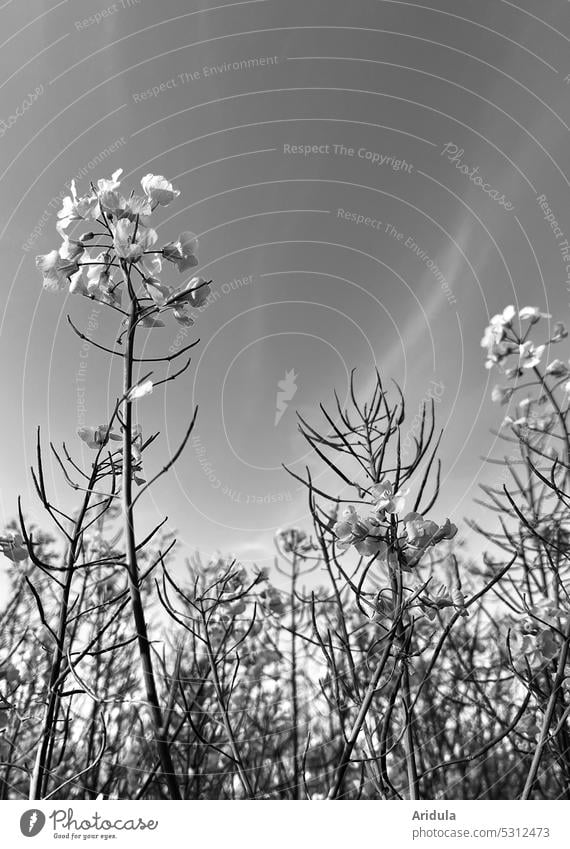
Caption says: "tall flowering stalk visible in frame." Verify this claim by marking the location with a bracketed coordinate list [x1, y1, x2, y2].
[33, 168, 213, 799]
[479, 305, 570, 798]
[287, 372, 461, 799]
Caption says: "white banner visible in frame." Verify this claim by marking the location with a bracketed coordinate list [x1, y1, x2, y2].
[1, 800, 568, 849]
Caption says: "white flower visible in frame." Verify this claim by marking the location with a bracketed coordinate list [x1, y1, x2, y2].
[480, 323, 505, 350]
[162, 232, 199, 273]
[166, 276, 210, 309]
[127, 379, 153, 401]
[369, 480, 407, 515]
[120, 194, 152, 221]
[77, 425, 121, 450]
[488, 305, 516, 330]
[140, 252, 172, 304]
[58, 233, 85, 262]
[497, 305, 516, 324]
[57, 180, 97, 229]
[69, 275, 89, 296]
[86, 253, 110, 292]
[141, 252, 162, 280]
[414, 581, 456, 620]
[491, 386, 513, 405]
[403, 513, 457, 549]
[185, 276, 210, 308]
[519, 341, 545, 369]
[36, 249, 81, 293]
[113, 219, 157, 261]
[141, 174, 180, 207]
[519, 306, 551, 323]
[404, 513, 439, 547]
[172, 306, 194, 326]
[333, 506, 387, 557]
[144, 278, 172, 306]
[84, 253, 122, 306]
[481, 310, 519, 369]
[0, 532, 28, 563]
[481, 307, 515, 350]
[97, 168, 123, 212]
[545, 359, 568, 377]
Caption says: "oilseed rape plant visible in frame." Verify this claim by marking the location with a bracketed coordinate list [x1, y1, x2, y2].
[32, 169, 210, 800]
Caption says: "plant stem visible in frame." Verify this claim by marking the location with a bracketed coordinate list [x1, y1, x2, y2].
[122, 292, 181, 800]
[203, 623, 254, 798]
[29, 470, 97, 800]
[327, 633, 395, 799]
[400, 661, 420, 799]
[521, 618, 570, 799]
[290, 552, 300, 799]
[321, 541, 384, 796]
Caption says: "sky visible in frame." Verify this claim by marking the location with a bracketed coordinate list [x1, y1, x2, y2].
[1, 0, 570, 582]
